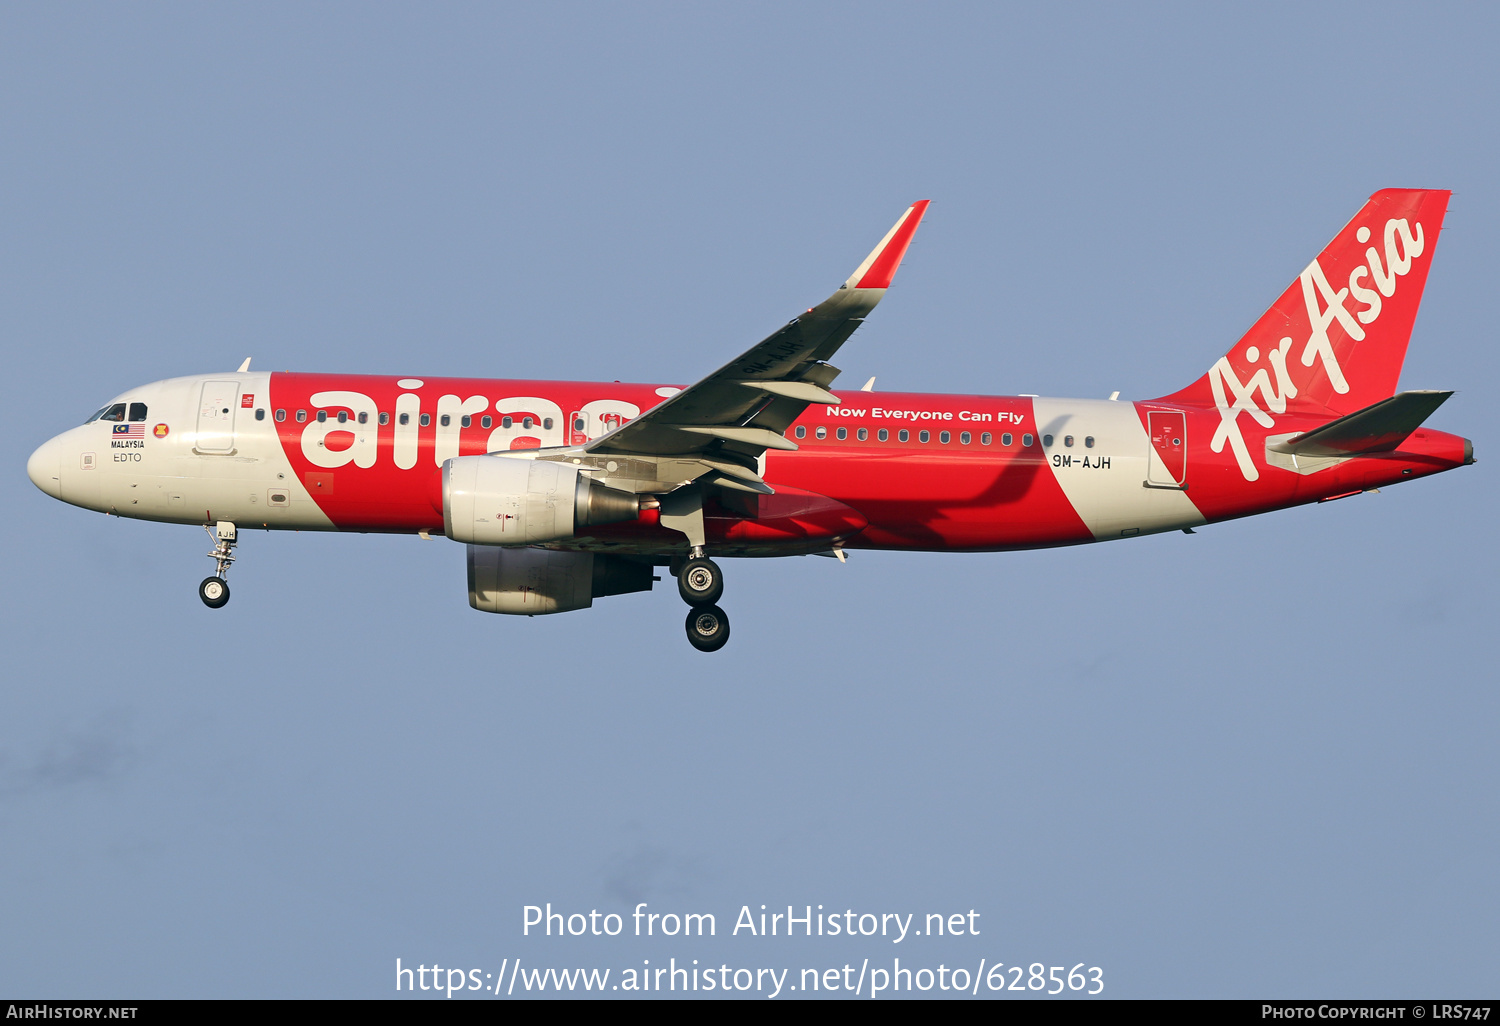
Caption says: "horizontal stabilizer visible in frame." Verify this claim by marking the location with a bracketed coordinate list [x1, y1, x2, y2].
[1268, 390, 1453, 457]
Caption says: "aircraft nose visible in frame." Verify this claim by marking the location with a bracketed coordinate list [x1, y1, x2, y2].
[27, 435, 63, 498]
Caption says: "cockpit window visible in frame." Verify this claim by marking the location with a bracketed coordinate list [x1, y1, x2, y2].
[87, 403, 127, 424]
[128, 402, 148, 422]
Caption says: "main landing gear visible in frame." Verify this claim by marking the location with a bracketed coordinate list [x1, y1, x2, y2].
[675, 549, 730, 652]
[677, 556, 724, 606]
[200, 521, 236, 609]
[685, 604, 730, 652]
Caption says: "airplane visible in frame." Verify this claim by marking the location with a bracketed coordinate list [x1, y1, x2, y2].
[26, 189, 1473, 651]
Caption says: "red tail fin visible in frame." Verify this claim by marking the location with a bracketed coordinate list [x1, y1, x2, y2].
[1158, 189, 1450, 416]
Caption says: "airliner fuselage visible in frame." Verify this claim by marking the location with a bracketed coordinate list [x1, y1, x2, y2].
[27, 371, 1469, 550]
[24, 191, 1475, 650]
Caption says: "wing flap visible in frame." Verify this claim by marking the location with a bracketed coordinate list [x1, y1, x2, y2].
[675, 425, 800, 451]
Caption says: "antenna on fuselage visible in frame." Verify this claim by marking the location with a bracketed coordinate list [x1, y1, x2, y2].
[237, 358, 252, 373]
[860, 377, 876, 391]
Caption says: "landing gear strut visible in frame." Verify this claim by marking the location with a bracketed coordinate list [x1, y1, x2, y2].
[200, 521, 236, 609]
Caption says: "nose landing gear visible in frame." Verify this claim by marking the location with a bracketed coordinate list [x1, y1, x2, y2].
[200, 521, 236, 609]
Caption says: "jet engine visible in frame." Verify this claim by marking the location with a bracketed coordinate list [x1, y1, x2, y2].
[443, 455, 640, 545]
[467, 546, 654, 614]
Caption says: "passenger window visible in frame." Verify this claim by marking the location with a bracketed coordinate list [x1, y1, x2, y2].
[337, 411, 348, 424]
[960, 431, 971, 444]
[296, 410, 307, 423]
[420, 414, 431, 427]
[1064, 435, 1073, 447]
[523, 417, 534, 429]
[815, 426, 827, 439]
[919, 430, 930, 443]
[440, 414, 451, 427]
[836, 427, 847, 440]
[898, 429, 910, 442]
[1042, 434, 1053, 446]
[939, 431, 951, 444]
[460, 415, 471, 428]
[398, 413, 409, 426]
[502, 416, 513, 429]
[543, 418, 553, 430]
[481, 415, 492, 428]
[379, 412, 389, 425]
[1023, 433, 1034, 446]
[316, 410, 328, 423]
[128, 403, 148, 422]
[358, 412, 368, 424]
[794, 425, 806, 439]
[255, 409, 265, 421]
[878, 429, 889, 441]
[1001, 432, 1012, 446]
[980, 432, 992, 445]
[1085, 436, 1094, 448]
[857, 428, 868, 441]
[275, 409, 286, 422]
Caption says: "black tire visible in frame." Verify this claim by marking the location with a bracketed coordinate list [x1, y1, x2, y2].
[685, 604, 730, 652]
[199, 576, 230, 609]
[677, 557, 724, 606]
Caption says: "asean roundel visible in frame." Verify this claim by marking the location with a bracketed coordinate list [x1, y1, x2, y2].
[153, 423, 170, 438]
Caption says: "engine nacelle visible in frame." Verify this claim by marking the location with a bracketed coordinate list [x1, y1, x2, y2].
[443, 455, 640, 545]
[467, 547, 654, 614]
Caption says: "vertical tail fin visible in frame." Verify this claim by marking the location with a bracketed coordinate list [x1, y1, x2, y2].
[1157, 189, 1450, 416]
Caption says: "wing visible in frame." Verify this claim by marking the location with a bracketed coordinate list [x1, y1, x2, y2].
[586, 201, 930, 471]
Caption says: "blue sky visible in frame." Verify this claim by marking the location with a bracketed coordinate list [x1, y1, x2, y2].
[2, 2, 1496, 998]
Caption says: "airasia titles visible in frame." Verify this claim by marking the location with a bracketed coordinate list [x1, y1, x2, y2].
[297, 387, 641, 470]
[1209, 217, 1426, 481]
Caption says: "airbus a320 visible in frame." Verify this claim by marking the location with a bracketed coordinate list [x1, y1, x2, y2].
[27, 190, 1473, 650]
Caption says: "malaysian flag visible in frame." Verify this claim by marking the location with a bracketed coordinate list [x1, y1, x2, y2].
[113, 423, 145, 440]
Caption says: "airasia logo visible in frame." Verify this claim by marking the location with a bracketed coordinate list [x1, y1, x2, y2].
[298, 388, 640, 470]
[1208, 217, 1426, 481]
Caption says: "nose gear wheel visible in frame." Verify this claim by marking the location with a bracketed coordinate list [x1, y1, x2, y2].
[199, 577, 230, 608]
[200, 521, 237, 608]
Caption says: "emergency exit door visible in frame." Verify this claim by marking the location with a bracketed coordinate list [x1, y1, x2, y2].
[1146, 410, 1186, 488]
[196, 381, 240, 453]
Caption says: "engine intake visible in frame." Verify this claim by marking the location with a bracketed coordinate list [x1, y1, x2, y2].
[443, 455, 640, 545]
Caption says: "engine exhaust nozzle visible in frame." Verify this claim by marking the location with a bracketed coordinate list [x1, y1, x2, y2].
[575, 477, 641, 529]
